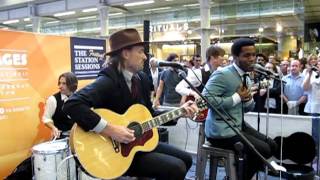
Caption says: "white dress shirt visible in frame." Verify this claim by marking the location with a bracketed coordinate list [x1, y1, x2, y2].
[175, 68, 202, 96]
[151, 68, 159, 90]
[232, 63, 254, 107]
[304, 72, 320, 113]
[42, 93, 68, 124]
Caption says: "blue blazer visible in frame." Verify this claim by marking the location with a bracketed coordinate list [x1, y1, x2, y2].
[202, 65, 254, 138]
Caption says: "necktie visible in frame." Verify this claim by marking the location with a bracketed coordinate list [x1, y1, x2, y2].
[241, 73, 250, 129]
[242, 73, 249, 89]
[131, 75, 140, 99]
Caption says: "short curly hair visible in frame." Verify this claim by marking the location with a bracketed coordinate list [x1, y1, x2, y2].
[231, 38, 255, 57]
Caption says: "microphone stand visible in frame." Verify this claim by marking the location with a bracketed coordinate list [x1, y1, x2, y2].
[254, 73, 265, 132]
[264, 76, 271, 180]
[254, 70, 286, 180]
[254, 73, 264, 180]
[176, 69, 279, 178]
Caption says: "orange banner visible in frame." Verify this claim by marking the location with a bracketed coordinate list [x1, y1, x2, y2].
[0, 30, 92, 178]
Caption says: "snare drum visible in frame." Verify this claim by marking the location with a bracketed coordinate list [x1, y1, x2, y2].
[32, 139, 76, 180]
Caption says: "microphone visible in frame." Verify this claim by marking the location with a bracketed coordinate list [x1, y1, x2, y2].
[157, 61, 187, 70]
[251, 64, 277, 77]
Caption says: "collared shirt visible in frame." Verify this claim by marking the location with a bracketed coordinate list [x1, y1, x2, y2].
[175, 68, 203, 96]
[304, 71, 320, 113]
[151, 68, 159, 90]
[282, 73, 306, 101]
[232, 63, 253, 107]
[42, 93, 68, 124]
[92, 69, 136, 133]
[175, 64, 223, 96]
[122, 69, 134, 91]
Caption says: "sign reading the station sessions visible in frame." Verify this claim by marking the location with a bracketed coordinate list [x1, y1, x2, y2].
[70, 37, 106, 80]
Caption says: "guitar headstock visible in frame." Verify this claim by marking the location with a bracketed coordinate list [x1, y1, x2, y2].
[196, 98, 207, 111]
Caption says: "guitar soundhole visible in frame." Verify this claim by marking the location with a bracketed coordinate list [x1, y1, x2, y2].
[121, 130, 153, 157]
[128, 122, 143, 138]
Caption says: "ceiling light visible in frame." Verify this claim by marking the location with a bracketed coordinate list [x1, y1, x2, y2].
[82, 8, 98, 13]
[46, 21, 60, 24]
[183, 3, 199, 7]
[276, 23, 283, 32]
[77, 16, 97, 20]
[109, 12, 123, 16]
[3, 19, 19, 24]
[165, 0, 174, 1]
[53, 11, 75, 17]
[124, 0, 154, 7]
[25, 24, 32, 27]
[145, 7, 171, 12]
[258, 27, 264, 32]
[24, 18, 31, 22]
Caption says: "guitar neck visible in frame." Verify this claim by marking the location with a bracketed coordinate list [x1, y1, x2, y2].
[141, 107, 186, 132]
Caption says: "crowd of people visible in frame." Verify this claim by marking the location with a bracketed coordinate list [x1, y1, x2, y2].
[150, 48, 320, 118]
[40, 28, 320, 180]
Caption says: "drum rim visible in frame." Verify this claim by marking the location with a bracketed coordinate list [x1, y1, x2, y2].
[32, 141, 68, 154]
[32, 149, 68, 154]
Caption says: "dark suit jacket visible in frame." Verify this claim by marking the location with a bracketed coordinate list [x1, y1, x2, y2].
[63, 65, 154, 131]
[254, 78, 282, 113]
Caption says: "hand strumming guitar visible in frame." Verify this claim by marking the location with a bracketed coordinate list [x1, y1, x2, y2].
[100, 124, 136, 144]
[237, 84, 252, 102]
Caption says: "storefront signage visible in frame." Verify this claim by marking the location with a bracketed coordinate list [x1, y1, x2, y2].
[150, 23, 189, 33]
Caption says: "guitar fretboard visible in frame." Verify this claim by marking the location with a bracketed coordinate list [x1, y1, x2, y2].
[141, 108, 186, 132]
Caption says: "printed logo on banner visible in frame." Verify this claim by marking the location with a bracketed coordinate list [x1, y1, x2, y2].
[0, 49, 30, 121]
[70, 37, 106, 79]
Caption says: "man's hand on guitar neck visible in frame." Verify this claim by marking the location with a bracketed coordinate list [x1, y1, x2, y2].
[181, 100, 199, 119]
[100, 124, 136, 144]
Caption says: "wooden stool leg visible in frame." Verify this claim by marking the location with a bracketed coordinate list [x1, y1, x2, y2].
[196, 150, 207, 180]
[225, 154, 237, 180]
[196, 123, 206, 180]
[209, 156, 218, 180]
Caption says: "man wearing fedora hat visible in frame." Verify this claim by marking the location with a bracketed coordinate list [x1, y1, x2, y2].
[63, 28, 198, 179]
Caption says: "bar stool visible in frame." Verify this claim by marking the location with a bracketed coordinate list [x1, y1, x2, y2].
[196, 122, 237, 180]
[196, 141, 237, 180]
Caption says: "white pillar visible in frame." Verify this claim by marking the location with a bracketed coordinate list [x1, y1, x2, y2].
[277, 32, 284, 58]
[199, 0, 211, 62]
[28, 3, 41, 33]
[32, 16, 41, 33]
[99, 5, 109, 37]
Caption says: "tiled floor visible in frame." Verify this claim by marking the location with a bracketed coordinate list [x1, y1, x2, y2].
[119, 153, 317, 180]
[186, 154, 317, 180]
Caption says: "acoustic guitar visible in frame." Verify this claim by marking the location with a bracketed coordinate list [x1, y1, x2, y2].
[69, 100, 206, 179]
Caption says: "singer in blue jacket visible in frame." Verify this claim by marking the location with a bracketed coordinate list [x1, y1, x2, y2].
[202, 38, 278, 179]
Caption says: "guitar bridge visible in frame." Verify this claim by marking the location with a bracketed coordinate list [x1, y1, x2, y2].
[111, 138, 120, 153]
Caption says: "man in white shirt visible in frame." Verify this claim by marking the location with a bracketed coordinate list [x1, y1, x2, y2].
[175, 45, 225, 99]
[42, 72, 78, 138]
